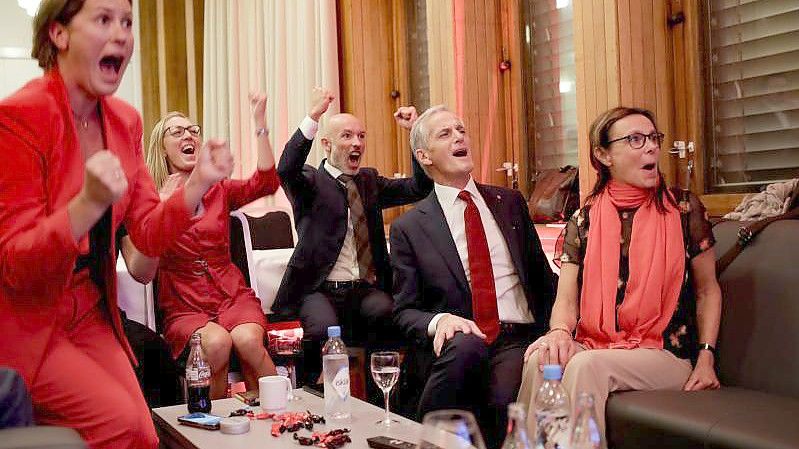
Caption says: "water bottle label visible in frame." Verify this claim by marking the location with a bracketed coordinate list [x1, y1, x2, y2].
[332, 366, 350, 400]
[536, 412, 569, 449]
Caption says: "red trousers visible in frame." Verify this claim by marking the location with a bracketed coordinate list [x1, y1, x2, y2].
[30, 305, 158, 449]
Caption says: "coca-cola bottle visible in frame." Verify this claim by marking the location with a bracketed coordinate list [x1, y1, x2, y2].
[186, 332, 212, 413]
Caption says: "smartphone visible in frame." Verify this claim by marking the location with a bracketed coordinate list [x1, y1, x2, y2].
[367, 436, 417, 449]
[234, 389, 260, 406]
[177, 413, 222, 430]
[302, 384, 324, 398]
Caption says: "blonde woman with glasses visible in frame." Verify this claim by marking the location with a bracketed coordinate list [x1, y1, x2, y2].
[138, 93, 280, 399]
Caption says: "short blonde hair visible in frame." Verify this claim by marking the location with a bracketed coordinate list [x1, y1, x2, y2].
[145, 111, 189, 191]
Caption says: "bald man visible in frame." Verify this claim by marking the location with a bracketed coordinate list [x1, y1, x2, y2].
[275, 90, 432, 388]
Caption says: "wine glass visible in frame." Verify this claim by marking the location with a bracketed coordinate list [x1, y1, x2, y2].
[272, 336, 301, 401]
[370, 351, 401, 427]
[418, 409, 487, 449]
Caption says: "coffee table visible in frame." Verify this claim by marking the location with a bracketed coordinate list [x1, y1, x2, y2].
[152, 389, 421, 449]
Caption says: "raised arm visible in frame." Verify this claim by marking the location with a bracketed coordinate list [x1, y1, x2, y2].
[376, 106, 433, 207]
[277, 88, 335, 198]
[225, 93, 280, 210]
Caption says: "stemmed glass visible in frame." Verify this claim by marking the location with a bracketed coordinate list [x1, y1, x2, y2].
[418, 410, 487, 449]
[370, 351, 401, 427]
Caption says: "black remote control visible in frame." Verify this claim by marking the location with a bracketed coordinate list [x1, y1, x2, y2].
[367, 436, 417, 449]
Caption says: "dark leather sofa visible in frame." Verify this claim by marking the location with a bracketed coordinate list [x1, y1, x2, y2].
[606, 219, 799, 449]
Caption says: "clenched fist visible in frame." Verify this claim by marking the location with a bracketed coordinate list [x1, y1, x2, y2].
[309, 87, 335, 122]
[81, 150, 128, 208]
[393, 106, 418, 130]
[192, 138, 234, 189]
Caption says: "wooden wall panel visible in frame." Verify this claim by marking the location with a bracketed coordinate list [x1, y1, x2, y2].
[573, 0, 621, 201]
[338, 0, 410, 222]
[574, 0, 678, 200]
[139, 0, 160, 141]
[138, 0, 203, 150]
[426, 0, 457, 109]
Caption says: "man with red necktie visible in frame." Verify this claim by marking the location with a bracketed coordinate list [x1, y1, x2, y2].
[390, 106, 556, 448]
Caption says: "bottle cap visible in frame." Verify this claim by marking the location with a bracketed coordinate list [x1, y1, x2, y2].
[327, 326, 341, 338]
[542, 364, 563, 380]
[220, 417, 251, 434]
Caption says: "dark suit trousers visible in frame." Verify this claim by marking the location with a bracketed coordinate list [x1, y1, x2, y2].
[298, 284, 396, 402]
[418, 327, 540, 449]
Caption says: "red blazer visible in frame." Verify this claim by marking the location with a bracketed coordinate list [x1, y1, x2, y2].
[0, 70, 192, 385]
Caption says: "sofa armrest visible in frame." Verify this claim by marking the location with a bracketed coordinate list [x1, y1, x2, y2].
[0, 426, 86, 449]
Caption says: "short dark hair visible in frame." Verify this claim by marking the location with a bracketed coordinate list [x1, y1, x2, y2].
[586, 106, 676, 212]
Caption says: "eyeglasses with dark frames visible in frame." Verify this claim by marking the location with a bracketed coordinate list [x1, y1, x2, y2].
[165, 124, 201, 138]
[607, 132, 664, 150]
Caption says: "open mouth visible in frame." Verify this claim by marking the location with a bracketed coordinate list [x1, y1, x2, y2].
[642, 163, 656, 171]
[181, 143, 196, 155]
[453, 148, 468, 157]
[99, 55, 123, 74]
[348, 151, 362, 164]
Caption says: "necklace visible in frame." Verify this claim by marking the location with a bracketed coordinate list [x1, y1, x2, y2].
[73, 107, 96, 131]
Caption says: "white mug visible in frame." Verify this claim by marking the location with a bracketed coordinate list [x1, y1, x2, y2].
[259, 376, 291, 411]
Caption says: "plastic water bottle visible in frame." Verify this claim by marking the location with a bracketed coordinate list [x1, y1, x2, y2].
[322, 326, 351, 421]
[186, 332, 212, 413]
[570, 393, 602, 449]
[501, 402, 533, 449]
[534, 364, 570, 449]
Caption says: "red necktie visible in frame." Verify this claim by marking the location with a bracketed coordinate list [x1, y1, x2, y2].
[458, 190, 500, 344]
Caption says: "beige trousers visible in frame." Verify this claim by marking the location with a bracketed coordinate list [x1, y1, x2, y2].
[517, 345, 692, 449]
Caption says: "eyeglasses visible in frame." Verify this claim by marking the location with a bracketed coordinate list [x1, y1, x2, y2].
[165, 125, 201, 138]
[607, 132, 664, 149]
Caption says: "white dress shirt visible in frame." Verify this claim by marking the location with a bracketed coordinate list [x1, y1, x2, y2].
[427, 177, 534, 336]
[299, 116, 360, 282]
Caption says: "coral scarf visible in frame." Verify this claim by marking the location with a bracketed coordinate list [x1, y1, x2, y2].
[575, 181, 685, 349]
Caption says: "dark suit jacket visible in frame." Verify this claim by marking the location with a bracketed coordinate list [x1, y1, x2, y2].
[274, 129, 433, 317]
[390, 183, 556, 345]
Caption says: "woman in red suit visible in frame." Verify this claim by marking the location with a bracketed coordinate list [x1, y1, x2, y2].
[0, 1, 232, 448]
[141, 94, 280, 398]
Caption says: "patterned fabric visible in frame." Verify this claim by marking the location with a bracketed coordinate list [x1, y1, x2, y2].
[555, 189, 716, 362]
[339, 174, 375, 283]
[457, 190, 500, 344]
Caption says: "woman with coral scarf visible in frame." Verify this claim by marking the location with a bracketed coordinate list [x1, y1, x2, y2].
[517, 107, 722, 448]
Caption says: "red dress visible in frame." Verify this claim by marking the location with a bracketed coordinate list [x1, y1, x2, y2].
[158, 168, 280, 357]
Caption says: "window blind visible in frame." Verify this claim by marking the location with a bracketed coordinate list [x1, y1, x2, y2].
[706, 0, 799, 190]
[523, 0, 578, 172]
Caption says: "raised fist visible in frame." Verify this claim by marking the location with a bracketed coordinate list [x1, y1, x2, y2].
[193, 138, 234, 188]
[393, 106, 418, 130]
[309, 87, 335, 122]
[249, 92, 268, 128]
[81, 150, 128, 207]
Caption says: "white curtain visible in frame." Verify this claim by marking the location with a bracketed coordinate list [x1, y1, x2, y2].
[203, 0, 340, 209]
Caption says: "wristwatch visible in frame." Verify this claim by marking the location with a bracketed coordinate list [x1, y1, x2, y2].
[699, 343, 716, 355]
